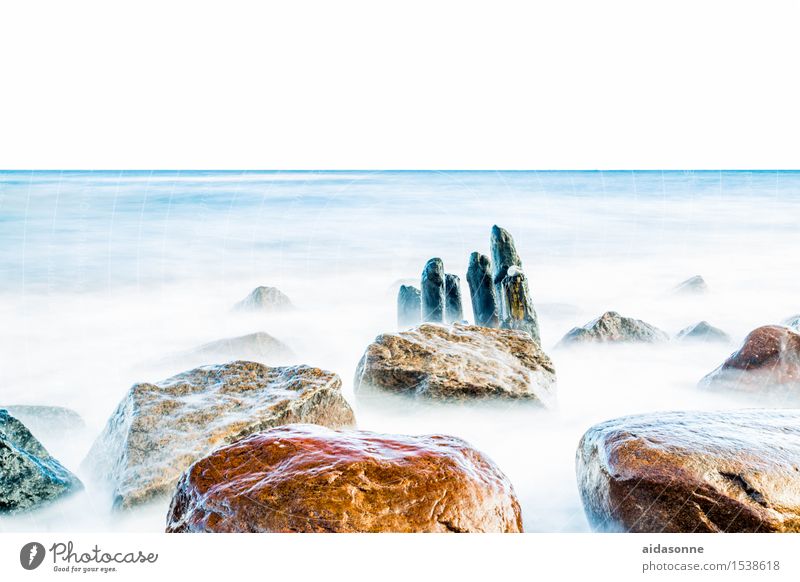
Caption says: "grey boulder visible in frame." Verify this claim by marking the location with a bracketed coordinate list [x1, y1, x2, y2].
[83, 360, 355, 509]
[0, 409, 82, 514]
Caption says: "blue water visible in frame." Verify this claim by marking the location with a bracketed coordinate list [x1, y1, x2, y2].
[1, 170, 799, 532]
[1, 170, 797, 293]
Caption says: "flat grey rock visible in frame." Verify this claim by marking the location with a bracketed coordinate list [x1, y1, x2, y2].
[559, 311, 669, 345]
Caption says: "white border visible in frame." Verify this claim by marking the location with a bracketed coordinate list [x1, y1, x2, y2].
[1, 0, 798, 169]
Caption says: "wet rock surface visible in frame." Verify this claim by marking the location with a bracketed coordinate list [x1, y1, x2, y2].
[673, 275, 709, 295]
[559, 311, 669, 345]
[233, 286, 293, 312]
[700, 325, 800, 397]
[166, 424, 523, 533]
[490, 225, 523, 302]
[84, 361, 355, 509]
[466, 252, 500, 328]
[576, 409, 800, 532]
[500, 267, 540, 343]
[421, 258, 445, 322]
[354, 323, 556, 404]
[0, 410, 83, 514]
[397, 285, 421, 328]
[676, 321, 730, 343]
[444, 274, 463, 323]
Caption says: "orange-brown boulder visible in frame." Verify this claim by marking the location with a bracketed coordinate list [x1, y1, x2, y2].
[166, 424, 523, 533]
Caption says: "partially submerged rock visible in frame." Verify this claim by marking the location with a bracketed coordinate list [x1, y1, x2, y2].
[700, 325, 800, 397]
[490, 225, 522, 302]
[0, 410, 82, 514]
[397, 285, 422, 328]
[0, 405, 85, 436]
[421, 258, 445, 322]
[444, 274, 463, 323]
[354, 323, 556, 405]
[166, 424, 522, 533]
[84, 361, 355, 509]
[466, 252, 500, 328]
[576, 410, 800, 532]
[673, 275, 709, 295]
[499, 266, 540, 343]
[559, 311, 668, 345]
[676, 321, 730, 343]
[233, 286, 293, 312]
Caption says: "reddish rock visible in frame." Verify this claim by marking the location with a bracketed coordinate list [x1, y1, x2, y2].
[700, 325, 800, 394]
[576, 410, 800, 532]
[166, 424, 523, 533]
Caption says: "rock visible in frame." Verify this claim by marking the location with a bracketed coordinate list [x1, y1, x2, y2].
[233, 286, 293, 312]
[466, 252, 500, 328]
[354, 323, 556, 404]
[499, 266, 540, 343]
[576, 409, 800, 532]
[166, 424, 522, 533]
[0, 410, 82, 514]
[781, 314, 800, 332]
[558, 311, 669, 345]
[397, 285, 421, 329]
[0, 405, 85, 436]
[676, 321, 730, 343]
[699, 325, 800, 396]
[673, 275, 709, 295]
[444, 274, 463, 323]
[490, 225, 523, 314]
[421, 258, 445, 322]
[160, 332, 295, 371]
[84, 361, 355, 509]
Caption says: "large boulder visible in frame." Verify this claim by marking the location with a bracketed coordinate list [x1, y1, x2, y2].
[558, 311, 668, 345]
[576, 410, 800, 532]
[700, 325, 800, 396]
[676, 321, 730, 343]
[84, 361, 355, 509]
[233, 286, 293, 312]
[354, 323, 556, 405]
[0, 410, 82, 514]
[166, 424, 522, 533]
